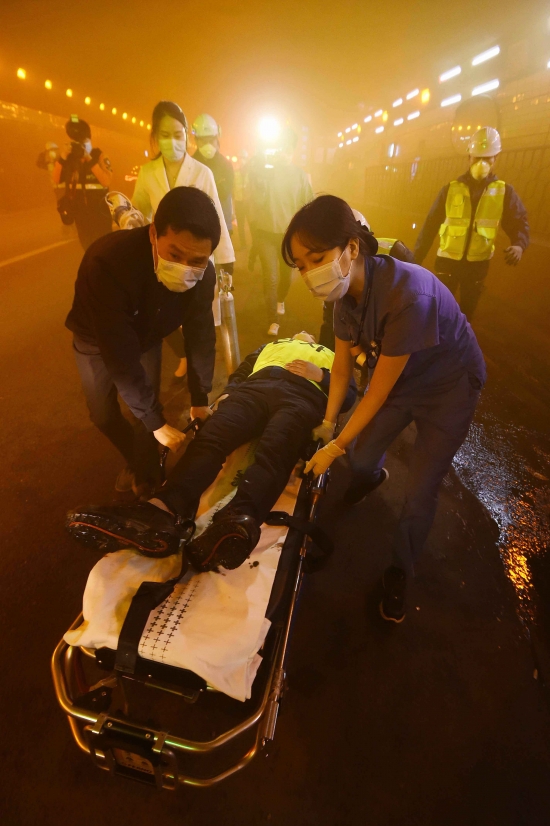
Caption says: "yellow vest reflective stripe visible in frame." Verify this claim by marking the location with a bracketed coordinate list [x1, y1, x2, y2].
[252, 339, 335, 392]
[438, 180, 505, 262]
[375, 237, 397, 254]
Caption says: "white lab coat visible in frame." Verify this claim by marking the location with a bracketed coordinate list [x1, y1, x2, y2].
[132, 154, 235, 266]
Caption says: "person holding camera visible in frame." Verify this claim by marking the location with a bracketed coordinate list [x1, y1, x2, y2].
[53, 116, 113, 250]
[283, 195, 486, 625]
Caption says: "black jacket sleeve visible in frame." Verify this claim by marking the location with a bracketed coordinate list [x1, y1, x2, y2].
[182, 263, 217, 407]
[224, 345, 266, 392]
[319, 368, 357, 413]
[502, 184, 530, 250]
[413, 185, 449, 264]
[84, 254, 165, 431]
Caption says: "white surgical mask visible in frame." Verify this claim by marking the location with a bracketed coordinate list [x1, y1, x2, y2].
[153, 237, 205, 293]
[303, 249, 351, 302]
[198, 142, 217, 160]
[83, 139, 92, 154]
[470, 160, 492, 181]
[158, 138, 186, 163]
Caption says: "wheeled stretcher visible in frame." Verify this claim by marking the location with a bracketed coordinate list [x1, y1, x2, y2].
[52, 442, 331, 789]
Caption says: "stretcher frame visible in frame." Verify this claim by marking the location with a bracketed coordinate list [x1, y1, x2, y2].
[52, 463, 329, 789]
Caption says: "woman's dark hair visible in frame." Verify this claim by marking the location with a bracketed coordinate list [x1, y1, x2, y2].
[282, 194, 378, 266]
[154, 186, 221, 251]
[151, 100, 188, 136]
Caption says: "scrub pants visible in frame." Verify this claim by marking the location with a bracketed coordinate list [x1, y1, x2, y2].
[256, 230, 293, 323]
[73, 335, 162, 485]
[434, 259, 489, 321]
[349, 371, 481, 577]
[157, 372, 325, 523]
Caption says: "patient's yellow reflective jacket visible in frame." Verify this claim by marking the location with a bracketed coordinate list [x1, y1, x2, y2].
[252, 338, 335, 392]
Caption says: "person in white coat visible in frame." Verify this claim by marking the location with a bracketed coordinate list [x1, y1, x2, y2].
[133, 101, 235, 377]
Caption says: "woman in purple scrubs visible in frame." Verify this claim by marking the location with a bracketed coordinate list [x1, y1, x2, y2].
[282, 195, 486, 624]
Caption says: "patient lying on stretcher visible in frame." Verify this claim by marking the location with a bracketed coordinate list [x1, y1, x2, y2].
[66, 332, 356, 574]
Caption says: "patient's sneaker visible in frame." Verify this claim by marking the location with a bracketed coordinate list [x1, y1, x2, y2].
[186, 513, 261, 573]
[343, 468, 389, 505]
[65, 502, 194, 558]
[379, 565, 407, 624]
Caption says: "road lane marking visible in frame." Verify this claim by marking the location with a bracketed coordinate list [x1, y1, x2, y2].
[0, 239, 75, 269]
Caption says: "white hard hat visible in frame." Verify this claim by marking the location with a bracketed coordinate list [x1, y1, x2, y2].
[192, 113, 220, 138]
[467, 126, 501, 157]
[352, 208, 371, 231]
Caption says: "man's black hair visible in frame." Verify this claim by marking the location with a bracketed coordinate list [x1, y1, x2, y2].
[154, 186, 221, 251]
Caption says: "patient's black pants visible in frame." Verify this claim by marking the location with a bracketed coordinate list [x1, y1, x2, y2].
[158, 371, 325, 524]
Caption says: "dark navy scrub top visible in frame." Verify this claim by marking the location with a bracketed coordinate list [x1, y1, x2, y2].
[333, 255, 486, 398]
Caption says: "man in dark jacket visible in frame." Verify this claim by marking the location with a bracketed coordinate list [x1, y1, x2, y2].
[66, 332, 357, 573]
[66, 186, 220, 494]
[414, 127, 529, 320]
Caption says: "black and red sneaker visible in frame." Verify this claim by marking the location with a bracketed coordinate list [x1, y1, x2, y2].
[65, 502, 194, 558]
[186, 513, 261, 573]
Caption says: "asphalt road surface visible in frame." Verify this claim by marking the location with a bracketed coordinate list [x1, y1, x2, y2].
[1, 213, 550, 825]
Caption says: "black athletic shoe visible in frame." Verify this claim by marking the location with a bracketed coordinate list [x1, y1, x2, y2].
[379, 565, 407, 624]
[344, 468, 389, 505]
[186, 513, 262, 573]
[65, 502, 195, 558]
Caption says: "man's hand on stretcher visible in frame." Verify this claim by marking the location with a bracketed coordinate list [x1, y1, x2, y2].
[154, 423, 187, 452]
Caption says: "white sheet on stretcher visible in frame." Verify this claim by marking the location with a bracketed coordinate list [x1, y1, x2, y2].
[64, 444, 300, 702]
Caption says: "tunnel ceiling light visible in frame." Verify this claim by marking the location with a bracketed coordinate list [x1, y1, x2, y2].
[258, 116, 281, 142]
[44, 79, 52, 90]
[394, 117, 404, 126]
[99, 103, 105, 110]
[147, 124, 151, 130]
[374, 109, 383, 117]
[407, 110, 420, 120]
[439, 66, 461, 83]
[232, 155, 238, 162]
[346, 139, 352, 145]
[421, 88, 431, 104]
[85, 96, 91, 105]
[16, 68, 26, 79]
[112, 107, 117, 114]
[375, 126, 384, 134]
[339, 142, 344, 148]
[352, 122, 358, 129]
[547, 59, 550, 69]
[122, 112, 128, 119]
[140, 120, 144, 126]
[66, 88, 73, 97]
[345, 127, 351, 133]
[472, 79, 499, 96]
[406, 89, 419, 100]
[382, 111, 388, 121]
[131, 116, 136, 124]
[441, 94, 462, 107]
[338, 131, 342, 137]
[352, 135, 359, 142]
[472, 45, 500, 66]
[364, 115, 372, 123]
[393, 98, 403, 107]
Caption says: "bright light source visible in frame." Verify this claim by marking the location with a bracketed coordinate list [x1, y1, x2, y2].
[472, 79, 499, 96]
[338, 142, 344, 148]
[232, 155, 238, 162]
[344, 139, 351, 145]
[364, 115, 372, 123]
[338, 132, 342, 137]
[345, 127, 351, 133]
[99, 103, 105, 111]
[382, 111, 388, 122]
[374, 109, 383, 117]
[547, 60, 550, 69]
[353, 136, 359, 142]
[352, 122, 358, 129]
[112, 107, 117, 115]
[265, 164, 274, 169]
[45, 79, 52, 90]
[66, 89, 73, 98]
[16, 68, 26, 79]
[122, 112, 128, 120]
[394, 118, 404, 126]
[472, 45, 500, 66]
[407, 111, 420, 120]
[439, 66, 461, 83]
[131, 117, 136, 124]
[421, 89, 430, 104]
[388, 143, 395, 157]
[412, 223, 416, 229]
[375, 126, 384, 134]
[441, 94, 462, 107]
[147, 124, 151, 130]
[258, 116, 281, 142]
[406, 89, 419, 100]
[393, 98, 403, 107]
[85, 96, 91, 105]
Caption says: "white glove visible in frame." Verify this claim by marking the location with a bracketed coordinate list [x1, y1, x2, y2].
[312, 419, 336, 445]
[304, 440, 346, 476]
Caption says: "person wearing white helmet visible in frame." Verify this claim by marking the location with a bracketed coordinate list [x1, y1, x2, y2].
[414, 126, 529, 320]
[192, 113, 234, 233]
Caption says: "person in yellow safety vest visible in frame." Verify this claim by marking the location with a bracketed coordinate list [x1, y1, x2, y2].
[319, 209, 415, 350]
[414, 127, 529, 320]
[52, 117, 113, 250]
[66, 332, 357, 567]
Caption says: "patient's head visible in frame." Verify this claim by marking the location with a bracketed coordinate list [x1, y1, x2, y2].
[292, 331, 316, 344]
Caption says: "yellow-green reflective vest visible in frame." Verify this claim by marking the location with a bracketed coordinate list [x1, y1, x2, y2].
[438, 180, 505, 262]
[375, 237, 397, 254]
[252, 338, 335, 392]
